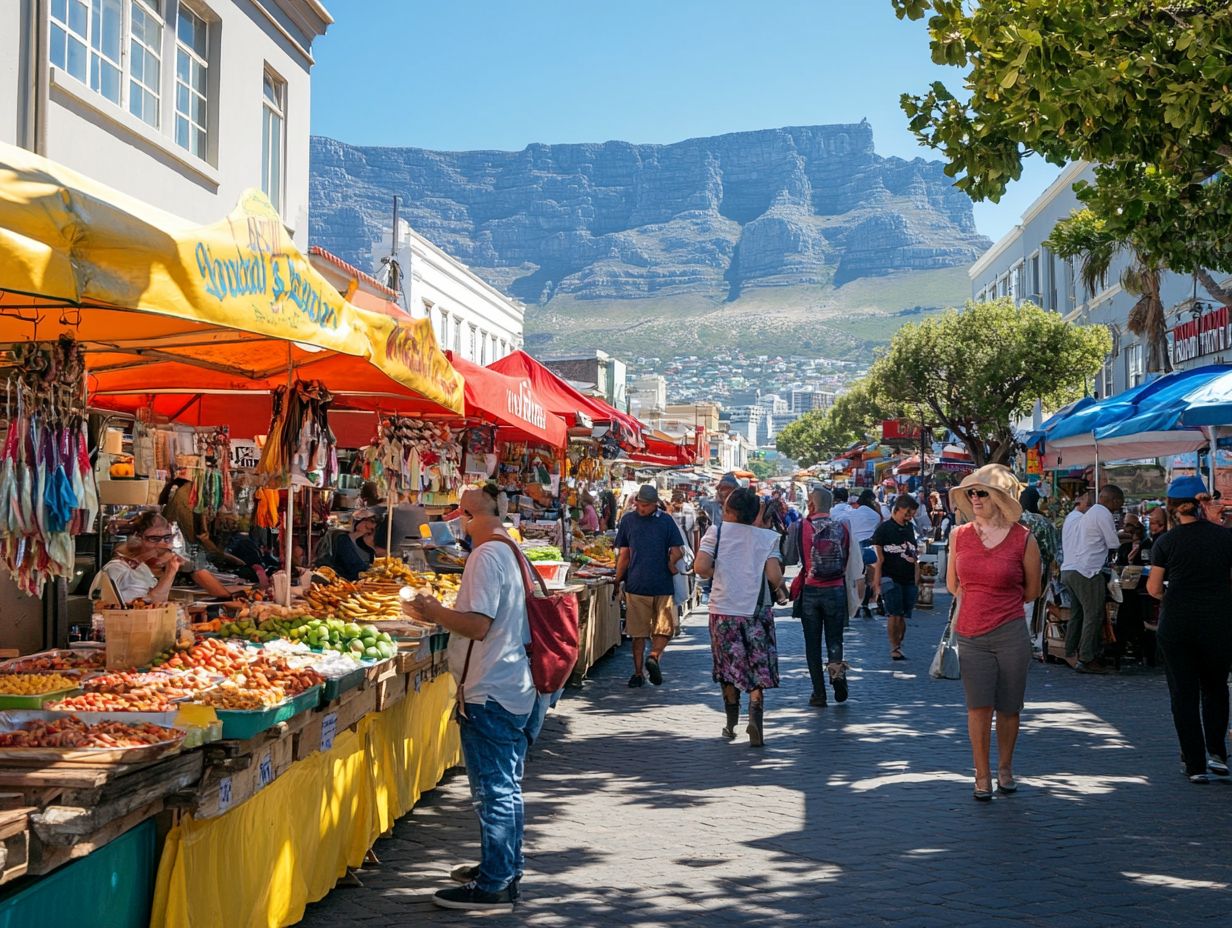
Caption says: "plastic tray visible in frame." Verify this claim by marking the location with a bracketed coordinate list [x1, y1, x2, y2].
[40, 707, 181, 727]
[0, 650, 107, 676]
[0, 711, 185, 764]
[429, 631, 450, 654]
[322, 664, 367, 701]
[0, 686, 82, 709]
[213, 684, 322, 740]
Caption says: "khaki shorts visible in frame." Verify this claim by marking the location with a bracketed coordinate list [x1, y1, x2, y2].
[625, 593, 677, 639]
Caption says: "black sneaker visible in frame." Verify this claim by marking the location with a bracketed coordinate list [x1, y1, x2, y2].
[432, 882, 514, 911]
[645, 655, 663, 686]
[451, 865, 521, 901]
[1208, 755, 1230, 778]
[627, 673, 645, 688]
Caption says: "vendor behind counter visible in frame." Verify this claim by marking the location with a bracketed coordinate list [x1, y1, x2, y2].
[102, 512, 234, 602]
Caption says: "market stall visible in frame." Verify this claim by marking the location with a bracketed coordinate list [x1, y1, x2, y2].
[0, 145, 470, 927]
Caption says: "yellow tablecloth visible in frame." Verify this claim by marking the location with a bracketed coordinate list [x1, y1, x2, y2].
[150, 674, 460, 928]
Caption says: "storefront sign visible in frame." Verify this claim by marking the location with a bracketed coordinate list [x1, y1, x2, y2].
[1026, 448, 1042, 475]
[371, 317, 465, 414]
[1170, 305, 1232, 364]
[882, 419, 921, 441]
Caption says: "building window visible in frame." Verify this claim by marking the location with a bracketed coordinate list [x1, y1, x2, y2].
[453, 317, 462, 353]
[175, 4, 209, 158]
[437, 310, 448, 347]
[1126, 343, 1144, 387]
[261, 69, 286, 211]
[51, 0, 124, 104]
[1098, 356, 1115, 398]
[467, 325, 477, 361]
[1029, 251, 1041, 302]
[128, 1, 162, 126]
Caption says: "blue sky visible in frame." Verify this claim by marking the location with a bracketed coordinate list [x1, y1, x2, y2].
[310, 0, 1058, 242]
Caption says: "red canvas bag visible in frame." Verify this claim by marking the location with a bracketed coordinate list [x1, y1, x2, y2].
[488, 535, 580, 694]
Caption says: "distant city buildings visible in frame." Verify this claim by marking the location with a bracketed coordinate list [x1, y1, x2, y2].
[541, 351, 628, 410]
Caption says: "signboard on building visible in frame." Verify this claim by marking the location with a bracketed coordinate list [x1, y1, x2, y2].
[1169, 305, 1232, 366]
[881, 419, 921, 442]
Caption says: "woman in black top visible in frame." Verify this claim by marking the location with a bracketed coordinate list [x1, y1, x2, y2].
[1146, 476, 1232, 784]
[333, 510, 377, 581]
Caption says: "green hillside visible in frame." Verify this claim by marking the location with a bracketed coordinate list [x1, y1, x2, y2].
[524, 266, 972, 359]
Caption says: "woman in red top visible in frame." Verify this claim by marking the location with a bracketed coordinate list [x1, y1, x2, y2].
[946, 465, 1042, 801]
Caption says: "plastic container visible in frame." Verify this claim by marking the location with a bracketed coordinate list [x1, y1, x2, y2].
[530, 561, 571, 590]
[212, 685, 322, 740]
[321, 665, 367, 701]
[0, 687, 82, 709]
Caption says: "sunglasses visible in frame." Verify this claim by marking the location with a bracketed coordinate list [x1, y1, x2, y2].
[144, 532, 175, 543]
[965, 489, 991, 500]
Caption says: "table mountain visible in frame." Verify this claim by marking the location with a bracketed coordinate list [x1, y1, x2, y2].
[309, 122, 989, 306]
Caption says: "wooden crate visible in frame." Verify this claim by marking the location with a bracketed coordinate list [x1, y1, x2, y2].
[293, 684, 378, 762]
[0, 808, 30, 885]
[30, 798, 163, 876]
[375, 672, 408, 712]
[187, 728, 295, 820]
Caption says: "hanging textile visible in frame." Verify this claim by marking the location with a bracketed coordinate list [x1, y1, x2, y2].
[256, 381, 338, 488]
[0, 334, 98, 595]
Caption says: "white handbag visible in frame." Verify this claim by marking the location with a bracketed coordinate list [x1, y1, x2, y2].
[929, 600, 962, 680]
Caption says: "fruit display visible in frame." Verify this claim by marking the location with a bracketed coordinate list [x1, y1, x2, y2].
[151, 638, 250, 676]
[576, 537, 616, 568]
[524, 545, 562, 562]
[0, 716, 182, 748]
[1, 650, 106, 675]
[0, 673, 79, 695]
[302, 581, 361, 613]
[84, 668, 217, 699]
[401, 571, 460, 608]
[287, 619, 396, 661]
[238, 656, 324, 696]
[200, 683, 285, 710]
[48, 691, 180, 713]
[363, 557, 416, 583]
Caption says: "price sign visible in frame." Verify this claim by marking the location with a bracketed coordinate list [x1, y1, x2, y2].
[320, 712, 338, 753]
[257, 751, 274, 789]
[218, 776, 233, 812]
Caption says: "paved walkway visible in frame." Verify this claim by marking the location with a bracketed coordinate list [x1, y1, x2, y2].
[300, 597, 1230, 927]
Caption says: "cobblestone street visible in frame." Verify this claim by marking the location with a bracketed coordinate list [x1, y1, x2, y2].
[301, 598, 1230, 927]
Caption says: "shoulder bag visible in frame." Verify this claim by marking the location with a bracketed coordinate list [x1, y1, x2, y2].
[929, 597, 961, 680]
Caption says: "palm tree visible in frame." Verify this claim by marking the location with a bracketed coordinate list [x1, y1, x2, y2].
[1046, 209, 1171, 373]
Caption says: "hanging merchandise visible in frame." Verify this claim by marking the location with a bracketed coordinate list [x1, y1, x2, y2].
[367, 416, 463, 505]
[194, 426, 235, 517]
[0, 334, 99, 596]
[254, 485, 280, 530]
[256, 381, 338, 488]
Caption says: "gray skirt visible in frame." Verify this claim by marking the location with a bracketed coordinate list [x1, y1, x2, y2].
[956, 618, 1031, 713]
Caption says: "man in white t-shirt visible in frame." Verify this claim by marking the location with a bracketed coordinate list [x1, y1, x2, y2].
[404, 486, 536, 912]
[1060, 486, 1121, 673]
[830, 487, 853, 522]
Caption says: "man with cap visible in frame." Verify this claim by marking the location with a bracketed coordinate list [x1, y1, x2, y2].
[700, 473, 740, 527]
[614, 484, 687, 687]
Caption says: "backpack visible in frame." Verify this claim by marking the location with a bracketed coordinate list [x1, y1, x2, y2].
[807, 516, 848, 583]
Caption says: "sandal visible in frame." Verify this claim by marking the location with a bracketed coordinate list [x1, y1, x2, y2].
[973, 775, 993, 802]
[891, 648, 906, 661]
[997, 769, 1018, 794]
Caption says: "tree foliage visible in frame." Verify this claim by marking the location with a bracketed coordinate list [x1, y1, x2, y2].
[774, 381, 883, 466]
[864, 298, 1110, 466]
[893, 0, 1232, 289]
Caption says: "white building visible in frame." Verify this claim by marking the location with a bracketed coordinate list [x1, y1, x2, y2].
[791, 389, 835, 414]
[969, 162, 1232, 398]
[373, 220, 524, 365]
[628, 375, 667, 419]
[0, 0, 331, 246]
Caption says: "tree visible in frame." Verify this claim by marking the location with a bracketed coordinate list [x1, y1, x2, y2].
[746, 457, 777, 481]
[893, 0, 1232, 301]
[864, 298, 1110, 466]
[1046, 209, 1171, 373]
[775, 381, 884, 465]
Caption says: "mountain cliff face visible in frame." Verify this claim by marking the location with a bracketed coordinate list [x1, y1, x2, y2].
[309, 123, 989, 304]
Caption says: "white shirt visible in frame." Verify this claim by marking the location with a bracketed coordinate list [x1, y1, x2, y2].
[101, 558, 158, 604]
[1060, 503, 1120, 578]
[1060, 508, 1085, 569]
[699, 522, 783, 616]
[839, 504, 883, 543]
[449, 541, 537, 715]
[831, 502, 852, 521]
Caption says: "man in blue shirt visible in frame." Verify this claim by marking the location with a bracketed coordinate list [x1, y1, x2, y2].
[614, 485, 686, 687]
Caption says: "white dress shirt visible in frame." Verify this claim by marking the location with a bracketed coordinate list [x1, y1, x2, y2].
[1060, 503, 1120, 577]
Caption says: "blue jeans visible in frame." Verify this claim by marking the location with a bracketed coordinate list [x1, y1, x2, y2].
[458, 698, 533, 892]
[800, 585, 847, 695]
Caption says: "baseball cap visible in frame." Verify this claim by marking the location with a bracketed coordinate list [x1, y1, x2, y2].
[1167, 475, 1208, 499]
[635, 484, 660, 504]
